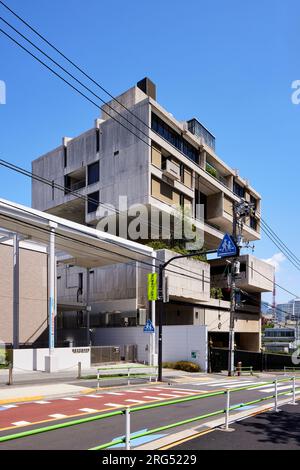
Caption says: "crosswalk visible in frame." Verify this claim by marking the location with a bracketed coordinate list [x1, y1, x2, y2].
[179, 379, 300, 394]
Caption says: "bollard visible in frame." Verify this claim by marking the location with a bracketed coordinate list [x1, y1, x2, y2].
[250, 366, 253, 376]
[274, 379, 280, 412]
[77, 361, 81, 380]
[97, 370, 100, 390]
[125, 407, 131, 450]
[221, 389, 234, 431]
[237, 362, 242, 377]
[127, 368, 130, 386]
[7, 363, 13, 386]
[291, 376, 298, 406]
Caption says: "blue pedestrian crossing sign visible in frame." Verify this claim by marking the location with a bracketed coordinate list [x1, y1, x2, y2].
[217, 233, 237, 257]
[143, 319, 155, 333]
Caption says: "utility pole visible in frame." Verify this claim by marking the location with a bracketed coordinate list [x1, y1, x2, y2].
[228, 201, 240, 376]
[157, 249, 217, 382]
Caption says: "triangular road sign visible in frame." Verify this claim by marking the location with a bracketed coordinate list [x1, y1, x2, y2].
[143, 319, 155, 333]
[217, 233, 237, 257]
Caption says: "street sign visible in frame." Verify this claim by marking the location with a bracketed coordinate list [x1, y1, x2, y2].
[217, 233, 237, 257]
[143, 319, 155, 333]
[147, 273, 158, 301]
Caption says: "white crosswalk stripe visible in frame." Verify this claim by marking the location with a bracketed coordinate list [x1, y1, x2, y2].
[258, 384, 295, 393]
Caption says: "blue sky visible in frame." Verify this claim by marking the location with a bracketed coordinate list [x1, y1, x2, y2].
[0, 0, 299, 303]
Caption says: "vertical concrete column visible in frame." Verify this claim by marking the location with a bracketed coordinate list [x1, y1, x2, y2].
[150, 253, 157, 367]
[48, 222, 57, 355]
[86, 267, 91, 346]
[13, 234, 20, 349]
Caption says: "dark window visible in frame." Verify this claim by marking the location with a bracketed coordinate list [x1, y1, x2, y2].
[250, 216, 257, 230]
[151, 113, 199, 164]
[51, 180, 55, 200]
[96, 129, 100, 153]
[87, 191, 99, 213]
[233, 181, 245, 198]
[88, 161, 99, 185]
[114, 150, 119, 156]
[250, 195, 257, 210]
[64, 146, 67, 168]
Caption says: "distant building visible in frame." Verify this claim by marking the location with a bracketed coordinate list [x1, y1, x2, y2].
[276, 299, 300, 323]
[263, 327, 296, 353]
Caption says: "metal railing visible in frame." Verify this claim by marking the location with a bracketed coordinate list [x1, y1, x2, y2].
[0, 377, 298, 450]
[96, 365, 158, 388]
[234, 365, 253, 376]
[284, 366, 300, 375]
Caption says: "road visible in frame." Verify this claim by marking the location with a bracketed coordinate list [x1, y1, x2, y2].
[171, 404, 300, 450]
[0, 375, 299, 450]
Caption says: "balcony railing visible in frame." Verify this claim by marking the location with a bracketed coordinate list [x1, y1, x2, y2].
[65, 179, 86, 194]
[205, 162, 228, 186]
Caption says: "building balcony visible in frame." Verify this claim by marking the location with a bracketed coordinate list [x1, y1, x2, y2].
[210, 254, 274, 293]
[155, 249, 210, 303]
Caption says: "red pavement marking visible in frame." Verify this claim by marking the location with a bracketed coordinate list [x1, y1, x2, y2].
[0, 388, 196, 429]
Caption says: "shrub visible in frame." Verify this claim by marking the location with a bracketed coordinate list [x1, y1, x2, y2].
[163, 361, 201, 373]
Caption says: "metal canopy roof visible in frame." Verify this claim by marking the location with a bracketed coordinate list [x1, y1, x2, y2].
[0, 198, 154, 268]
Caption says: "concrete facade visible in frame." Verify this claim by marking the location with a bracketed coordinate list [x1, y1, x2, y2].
[31, 78, 274, 355]
[0, 241, 48, 346]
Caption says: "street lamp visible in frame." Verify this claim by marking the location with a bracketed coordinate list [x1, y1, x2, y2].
[157, 249, 217, 382]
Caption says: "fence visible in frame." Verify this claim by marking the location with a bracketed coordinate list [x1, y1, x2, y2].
[210, 347, 298, 372]
[96, 365, 158, 388]
[0, 377, 298, 450]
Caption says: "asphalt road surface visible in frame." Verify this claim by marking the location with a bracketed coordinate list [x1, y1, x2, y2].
[0, 376, 299, 450]
[172, 404, 300, 450]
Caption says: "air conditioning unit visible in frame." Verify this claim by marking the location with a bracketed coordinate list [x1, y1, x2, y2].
[137, 308, 147, 326]
[163, 160, 180, 180]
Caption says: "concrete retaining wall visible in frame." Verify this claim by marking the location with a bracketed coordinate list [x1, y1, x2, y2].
[13, 347, 91, 372]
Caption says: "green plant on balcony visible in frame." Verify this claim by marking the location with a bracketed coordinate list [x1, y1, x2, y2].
[210, 287, 223, 300]
[206, 163, 217, 178]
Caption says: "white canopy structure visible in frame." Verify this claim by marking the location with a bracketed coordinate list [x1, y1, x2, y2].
[0, 198, 156, 370]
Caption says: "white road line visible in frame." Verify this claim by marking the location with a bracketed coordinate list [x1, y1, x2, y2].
[87, 394, 103, 398]
[206, 380, 248, 387]
[157, 387, 206, 393]
[157, 393, 182, 398]
[124, 390, 144, 394]
[79, 408, 98, 413]
[34, 401, 50, 404]
[166, 391, 195, 395]
[222, 381, 264, 389]
[143, 396, 161, 400]
[258, 384, 295, 393]
[2, 404, 18, 408]
[61, 397, 78, 401]
[104, 403, 122, 407]
[12, 421, 30, 426]
[49, 414, 67, 419]
[105, 392, 124, 396]
[125, 399, 144, 404]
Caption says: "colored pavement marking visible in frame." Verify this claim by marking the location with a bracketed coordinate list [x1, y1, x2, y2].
[86, 394, 102, 398]
[34, 401, 50, 404]
[61, 397, 79, 401]
[79, 408, 98, 413]
[125, 390, 144, 394]
[125, 399, 145, 404]
[49, 414, 67, 419]
[108, 429, 166, 449]
[106, 392, 124, 396]
[2, 404, 18, 409]
[12, 421, 31, 426]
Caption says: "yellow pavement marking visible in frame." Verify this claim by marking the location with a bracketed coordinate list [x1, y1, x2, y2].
[159, 429, 214, 450]
[0, 396, 43, 405]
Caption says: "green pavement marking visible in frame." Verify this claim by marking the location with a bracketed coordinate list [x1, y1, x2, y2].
[90, 409, 224, 450]
[0, 378, 298, 445]
[0, 409, 123, 443]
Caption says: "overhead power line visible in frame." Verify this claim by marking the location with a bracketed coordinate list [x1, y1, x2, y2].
[0, 1, 299, 274]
